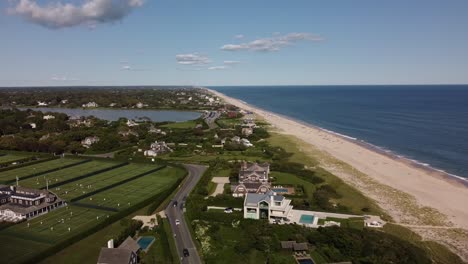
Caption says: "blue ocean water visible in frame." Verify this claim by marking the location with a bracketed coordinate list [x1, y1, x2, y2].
[210, 85, 468, 179]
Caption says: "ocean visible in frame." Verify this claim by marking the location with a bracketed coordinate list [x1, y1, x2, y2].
[210, 85, 468, 180]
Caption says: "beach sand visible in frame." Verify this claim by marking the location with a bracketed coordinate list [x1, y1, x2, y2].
[207, 88, 468, 259]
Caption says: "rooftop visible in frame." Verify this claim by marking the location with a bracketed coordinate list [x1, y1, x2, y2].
[97, 248, 134, 264]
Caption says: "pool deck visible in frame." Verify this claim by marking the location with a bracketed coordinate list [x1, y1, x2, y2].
[280, 209, 362, 228]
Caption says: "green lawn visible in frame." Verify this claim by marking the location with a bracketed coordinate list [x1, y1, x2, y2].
[270, 171, 316, 197]
[19, 160, 121, 189]
[267, 133, 385, 216]
[0, 158, 83, 182]
[75, 167, 185, 210]
[161, 120, 199, 129]
[0, 154, 31, 164]
[54, 164, 159, 201]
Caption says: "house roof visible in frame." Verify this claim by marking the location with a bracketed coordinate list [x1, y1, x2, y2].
[293, 242, 308, 251]
[280, 241, 295, 249]
[118, 236, 140, 252]
[97, 248, 134, 264]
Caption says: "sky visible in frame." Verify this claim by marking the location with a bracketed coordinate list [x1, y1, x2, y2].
[1, 0, 468, 86]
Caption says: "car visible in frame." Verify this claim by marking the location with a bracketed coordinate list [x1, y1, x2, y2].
[175, 219, 180, 225]
[173, 201, 178, 207]
[224, 207, 233, 213]
[183, 248, 190, 257]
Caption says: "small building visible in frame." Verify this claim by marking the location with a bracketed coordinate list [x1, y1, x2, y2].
[241, 138, 253, 147]
[144, 150, 157, 157]
[29, 123, 37, 129]
[37, 101, 48, 106]
[81, 136, 100, 148]
[231, 136, 241, 144]
[136, 102, 144, 109]
[82, 102, 98, 108]
[242, 127, 253, 136]
[43, 115, 55, 120]
[126, 119, 139, 127]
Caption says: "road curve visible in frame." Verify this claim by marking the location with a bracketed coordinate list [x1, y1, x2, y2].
[165, 164, 207, 264]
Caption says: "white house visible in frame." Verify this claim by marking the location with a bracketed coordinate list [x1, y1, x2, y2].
[37, 101, 48, 106]
[243, 191, 293, 222]
[126, 119, 139, 127]
[136, 102, 144, 109]
[242, 127, 253, 136]
[29, 123, 37, 129]
[43, 115, 55, 120]
[241, 138, 253, 147]
[81, 136, 100, 148]
[144, 150, 158, 157]
[82, 102, 98, 108]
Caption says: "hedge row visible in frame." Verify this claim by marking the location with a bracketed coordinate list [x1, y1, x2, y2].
[69, 164, 164, 202]
[46, 161, 128, 190]
[23, 168, 185, 264]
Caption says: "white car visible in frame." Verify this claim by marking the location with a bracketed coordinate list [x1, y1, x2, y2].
[175, 219, 180, 225]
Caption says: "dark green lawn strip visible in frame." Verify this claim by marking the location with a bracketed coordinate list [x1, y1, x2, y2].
[72, 203, 119, 212]
[70, 165, 166, 203]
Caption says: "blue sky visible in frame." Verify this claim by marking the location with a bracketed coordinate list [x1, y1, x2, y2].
[1, 0, 468, 86]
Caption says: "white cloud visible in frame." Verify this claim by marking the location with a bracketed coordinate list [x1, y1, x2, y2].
[8, 0, 145, 29]
[51, 76, 78, 81]
[208, 66, 228, 70]
[221, 32, 323, 52]
[234, 34, 244, 39]
[176, 53, 211, 65]
[223, 60, 240, 65]
[122, 65, 132, 70]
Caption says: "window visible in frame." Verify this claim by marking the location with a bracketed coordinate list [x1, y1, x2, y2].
[275, 201, 281, 206]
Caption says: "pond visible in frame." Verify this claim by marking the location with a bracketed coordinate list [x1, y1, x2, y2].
[21, 107, 201, 122]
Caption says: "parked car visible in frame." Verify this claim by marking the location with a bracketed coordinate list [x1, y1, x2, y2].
[224, 207, 233, 213]
[183, 248, 190, 257]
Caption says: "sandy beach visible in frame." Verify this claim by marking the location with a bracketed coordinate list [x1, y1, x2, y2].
[207, 88, 468, 258]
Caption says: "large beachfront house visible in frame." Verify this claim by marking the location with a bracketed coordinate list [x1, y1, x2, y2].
[0, 185, 65, 222]
[244, 191, 293, 222]
[232, 162, 271, 197]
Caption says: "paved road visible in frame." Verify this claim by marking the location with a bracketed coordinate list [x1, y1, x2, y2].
[165, 164, 207, 264]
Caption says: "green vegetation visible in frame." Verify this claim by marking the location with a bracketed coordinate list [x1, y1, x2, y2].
[0, 158, 185, 264]
[161, 119, 199, 129]
[0, 158, 84, 183]
[0, 87, 217, 110]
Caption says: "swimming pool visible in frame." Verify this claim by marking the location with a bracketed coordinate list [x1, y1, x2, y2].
[299, 215, 315, 224]
[297, 258, 315, 264]
[272, 188, 289, 193]
[137, 236, 155, 251]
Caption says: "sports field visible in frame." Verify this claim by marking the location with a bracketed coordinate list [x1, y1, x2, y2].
[0, 158, 85, 182]
[18, 160, 122, 189]
[0, 158, 185, 264]
[76, 166, 184, 210]
[55, 164, 160, 201]
[0, 154, 31, 164]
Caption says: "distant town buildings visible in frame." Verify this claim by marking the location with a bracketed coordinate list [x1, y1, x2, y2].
[37, 101, 48, 106]
[0, 185, 65, 222]
[242, 127, 253, 136]
[232, 162, 271, 197]
[126, 120, 139, 127]
[43, 115, 55, 120]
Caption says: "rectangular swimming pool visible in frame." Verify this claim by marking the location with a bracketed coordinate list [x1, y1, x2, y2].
[137, 236, 155, 251]
[299, 215, 315, 224]
[272, 188, 289, 193]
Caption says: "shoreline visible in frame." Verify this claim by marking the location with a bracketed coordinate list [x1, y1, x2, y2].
[206, 88, 468, 231]
[232, 98, 468, 187]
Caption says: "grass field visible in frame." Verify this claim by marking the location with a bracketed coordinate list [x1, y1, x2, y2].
[18, 160, 121, 189]
[76, 167, 185, 210]
[55, 164, 159, 201]
[0, 158, 84, 182]
[0, 154, 31, 164]
[0, 158, 186, 264]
